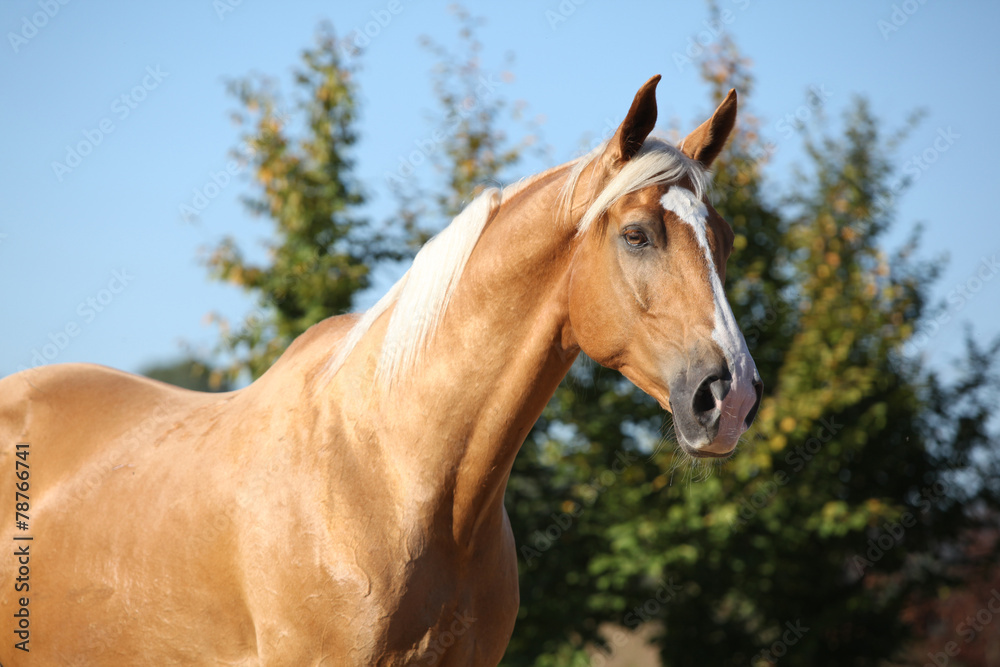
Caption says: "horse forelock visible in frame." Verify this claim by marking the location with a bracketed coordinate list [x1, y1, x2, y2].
[566, 136, 711, 235]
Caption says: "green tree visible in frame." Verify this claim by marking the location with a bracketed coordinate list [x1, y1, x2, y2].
[204, 26, 396, 381]
[501, 30, 1000, 667]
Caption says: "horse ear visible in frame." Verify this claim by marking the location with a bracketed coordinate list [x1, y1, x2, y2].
[601, 75, 661, 167]
[679, 89, 738, 168]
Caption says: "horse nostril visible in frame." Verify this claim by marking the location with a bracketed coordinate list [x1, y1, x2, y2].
[744, 377, 763, 428]
[692, 374, 729, 425]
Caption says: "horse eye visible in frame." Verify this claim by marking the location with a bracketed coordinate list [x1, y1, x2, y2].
[623, 229, 649, 248]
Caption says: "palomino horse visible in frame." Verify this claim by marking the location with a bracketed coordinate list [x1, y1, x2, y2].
[0, 75, 760, 665]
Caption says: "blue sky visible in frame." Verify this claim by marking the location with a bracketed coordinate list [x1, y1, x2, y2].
[2, 0, 998, 380]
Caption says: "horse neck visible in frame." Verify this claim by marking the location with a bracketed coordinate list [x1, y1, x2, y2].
[343, 164, 588, 549]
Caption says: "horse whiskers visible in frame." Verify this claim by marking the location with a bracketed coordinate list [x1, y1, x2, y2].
[646, 418, 676, 461]
[650, 420, 721, 484]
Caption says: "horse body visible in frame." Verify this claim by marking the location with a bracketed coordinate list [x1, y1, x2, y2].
[1, 76, 762, 664]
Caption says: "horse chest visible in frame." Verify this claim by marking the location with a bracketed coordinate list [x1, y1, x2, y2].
[363, 548, 520, 665]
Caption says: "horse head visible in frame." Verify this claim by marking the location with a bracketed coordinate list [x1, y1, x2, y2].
[565, 76, 762, 458]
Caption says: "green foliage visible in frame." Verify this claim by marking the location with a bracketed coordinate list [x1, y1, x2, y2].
[204, 26, 396, 381]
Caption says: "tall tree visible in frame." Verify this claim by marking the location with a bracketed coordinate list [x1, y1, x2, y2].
[204, 26, 395, 381]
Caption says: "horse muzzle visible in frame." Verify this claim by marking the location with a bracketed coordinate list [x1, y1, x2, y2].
[668, 358, 762, 458]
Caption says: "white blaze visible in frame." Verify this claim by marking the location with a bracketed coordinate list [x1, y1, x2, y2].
[660, 187, 759, 442]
